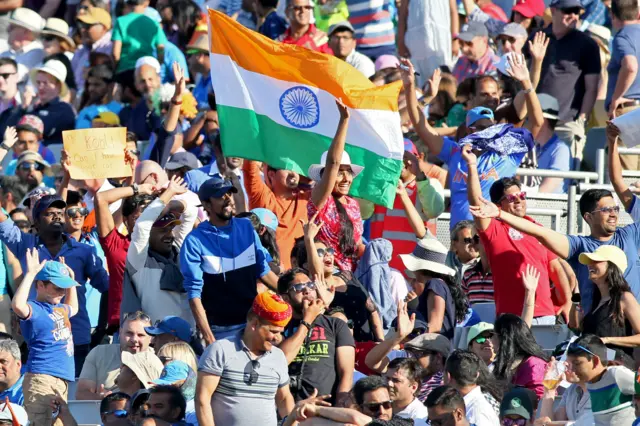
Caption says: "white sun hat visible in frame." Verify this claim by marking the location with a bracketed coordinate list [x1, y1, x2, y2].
[40, 18, 76, 48]
[8, 7, 45, 32]
[400, 236, 456, 277]
[30, 59, 68, 97]
[307, 150, 364, 182]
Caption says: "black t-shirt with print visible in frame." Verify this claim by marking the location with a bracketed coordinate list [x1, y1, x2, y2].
[284, 315, 355, 401]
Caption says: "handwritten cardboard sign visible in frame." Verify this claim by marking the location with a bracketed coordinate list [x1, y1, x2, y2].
[62, 127, 132, 180]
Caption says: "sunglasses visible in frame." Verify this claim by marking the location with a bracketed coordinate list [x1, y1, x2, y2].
[407, 349, 433, 359]
[561, 6, 582, 14]
[499, 191, 526, 204]
[317, 247, 335, 257]
[244, 359, 260, 385]
[66, 207, 89, 217]
[463, 235, 481, 245]
[568, 342, 598, 358]
[18, 162, 45, 172]
[362, 400, 392, 412]
[0, 72, 16, 80]
[502, 418, 527, 426]
[102, 410, 128, 418]
[473, 333, 494, 345]
[122, 311, 151, 324]
[289, 281, 316, 293]
[591, 206, 620, 215]
[14, 220, 30, 230]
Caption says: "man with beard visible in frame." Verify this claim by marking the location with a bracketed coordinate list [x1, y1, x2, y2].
[75, 65, 122, 129]
[120, 58, 162, 140]
[277, 268, 355, 406]
[0, 194, 109, 372]
[181, 175, 278, 346]
[15, 151, 51, 190]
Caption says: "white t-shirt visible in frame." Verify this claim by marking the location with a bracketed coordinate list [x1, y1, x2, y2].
[397, 397, 429, 426]
[463, 386, 500, 426]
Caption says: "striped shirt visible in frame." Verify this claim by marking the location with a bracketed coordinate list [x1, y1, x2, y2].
[417, 371, 444, 402]
[345, 0, 395, 48]
[452, 48, 499, 84]
[586, 366, 636, 426]
[199, 330, 290, 426]
[461, 260, 495, 304]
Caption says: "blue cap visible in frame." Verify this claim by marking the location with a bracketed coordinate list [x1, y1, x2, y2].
[252, 208, 279, 232]
[152, 361, 191, 385]
[36, 261, 78, 288]
[197, 174, 238, 202]
[550, 0, 583, 9]
[144, 316, 192, 342]
[466, 107, 495, 127]
[32, 194, 66, 221]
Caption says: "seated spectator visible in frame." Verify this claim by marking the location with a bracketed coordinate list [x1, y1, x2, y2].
[567, 335, 636, 424]
[328, 22, 375, 78]
[256, 0, 288, 40]
[76, 311, 152, 400]
[452, 22, 499, 84]
[145, 385, 188, 425]
[0, 58, 20, 115]
[535, 94, 571, 193]
[404, 333, 450, 402]
[538, 354, 592, 423]
[493, 314, 549, 398]
[425, 386, 473, 426]
[39, 18, 77, 100]
[499, 387, 536, 426]
[156, 341, 198, 373]
[573, 245, 640, 361]
[0, 339, 24, 405]
[384, 358, 429, 425]
[15, 151, 52, 191]
[446, 220, 480, 285]
[0, 8, 45, 83]
[144, 315, 193, 352]
[461, 233, 494, 304]
[120, 58, 162, 140]
[71, 6, 113, 91]
[100, 392, 131, 426]
[279, 0, 332, 54]
[118, 351, 164, 396]
[496, 23, 528, 54]
[150, 361, 197, 425]
[76, 65, 123, 129]
[466, 322, 497, 367]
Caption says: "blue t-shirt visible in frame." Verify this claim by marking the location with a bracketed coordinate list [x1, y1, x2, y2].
[437, 136, 525, 228]
[75, 101, 124, 129]
[160, 41, 190, 84]
[567, 213, 640, 313]
[606, 24, 640, 110]
[20, 301, 75, 381]
[0, 374, 24, 405]
[258, 11, 287, 40]
[192, 74, 212, 109]
[536, 134, 571, 194]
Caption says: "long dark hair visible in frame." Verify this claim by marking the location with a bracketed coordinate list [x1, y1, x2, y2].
[493, 314, 549, 381]
[592, 261, 632, 327]
[429, 272, 469, 324]
[332, 194, 357, 262]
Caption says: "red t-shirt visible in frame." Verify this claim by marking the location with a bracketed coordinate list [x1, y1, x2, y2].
[99, 229, 130, 327]
[280, 24, 333, 54]
[479, 217, 556, 318]
[481, 3, 509, 22]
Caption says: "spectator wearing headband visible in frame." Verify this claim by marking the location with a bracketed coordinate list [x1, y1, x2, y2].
[195, 292, 295, 426]
[71, 6, 113, 90]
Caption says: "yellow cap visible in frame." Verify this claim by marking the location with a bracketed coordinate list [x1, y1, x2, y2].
[578, 245, 628, 273]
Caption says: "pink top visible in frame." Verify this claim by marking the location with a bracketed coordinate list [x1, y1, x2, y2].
[512, 356, 547, 399]
[308, 196, 363, 272]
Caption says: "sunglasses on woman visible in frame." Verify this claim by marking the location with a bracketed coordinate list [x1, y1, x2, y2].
[66, 207, 89, 217]
[499, 191, 526, 204]
[317, 248, 335, 257]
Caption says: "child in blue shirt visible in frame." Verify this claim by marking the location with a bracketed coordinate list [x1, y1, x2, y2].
[12, 248, 79, 426]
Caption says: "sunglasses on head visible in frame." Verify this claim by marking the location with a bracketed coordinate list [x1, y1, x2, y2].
[502, 418, 527, 426]
[102, 410, 128, 418]
[463, 235, 481, 245]
[317, 247, 335, 257]
[362, 400, 392, 412]
[591, 205, 620, 215]
[568, 342, 598, 358]
[0, 72, 16, 80]
[289, 281, 317, 293]
[499, 191, 526, 204]
[66, 207, 89, 217]
[18, 162, 45, 172]
[122, 310, 151, 324]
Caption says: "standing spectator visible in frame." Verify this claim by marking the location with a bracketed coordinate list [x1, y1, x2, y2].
[344, 0, 395, 60]
[0, 58, 20, 114]
[461, 234, 494, 304]
[452, 22, 499, 84]
[277, 268, 355, 405]
[0, 8, 45, 83]
[112, 0, 167, 93]
[12, 250, 78, 426]
[144, 315, 193, 351]
[186, 34, 211, 109]
[384, 358, 429, 425]
[327, 22, 375, 79]
[535, 94, 571, 193]
[465, 322, 497, 367]
[76, 311, 152, 400]
[534, 0, 601, 161]
[397, 0, 455, 86]
[256, 0, 288, 40]
[76, 65, 123, 129]
[606, 0, 640, 169]
[195, 292, 295, 426]
[100, 393, 131, 426]
[425, 386, 473, 426]
[0, 194, 109, 372]
[71, 6, 113, 91]
[0, 339, 24, 405]
[446, 220, 480, 285]
[279, 0, 332, 54]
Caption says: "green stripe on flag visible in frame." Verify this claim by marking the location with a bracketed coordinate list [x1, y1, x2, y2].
[218, 105, 402, 208]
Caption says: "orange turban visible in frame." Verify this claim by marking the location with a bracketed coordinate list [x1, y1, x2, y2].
[252, 291, 292, 327]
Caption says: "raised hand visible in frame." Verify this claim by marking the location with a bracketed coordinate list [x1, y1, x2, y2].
[424, 68, 442, 99]
[166, 175, 188, 196]
[59, 257, 75, 281]
[461, 145, 477, 165]
[398, 58, 416, 89]
[25, 248, 46, 276]
[138, 183, 158, 195]
[172, 61, 186, 100]
[3, 127, 17, 150]
[528, 31, 549, 62]
[396, 179, 408, 197]
[60, 149, 71, 177]
[469, 196, 501, 219]
[506, 53, 530, 83]
[395, 300, 416, 339]
[335, 98, 350, 121]
[301, 212, 324, 241]
[314, 273, 335, 308]
[522, 264, 540, 293]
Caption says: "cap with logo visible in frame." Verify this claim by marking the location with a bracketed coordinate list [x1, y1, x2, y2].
[500, 388, 535, 420]
[36, 261, 78, 288]
[152, 212, 182, 229]
[32, 194, 66, 221]
[144, 315, 192, 342]
[197, 174, 238, 202]
[457, 22, 489, 42]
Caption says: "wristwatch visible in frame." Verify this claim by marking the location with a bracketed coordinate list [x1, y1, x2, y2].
[131, 183, 139, 196]
[0, 142, 11, 151]
[571, 293, 581, 304]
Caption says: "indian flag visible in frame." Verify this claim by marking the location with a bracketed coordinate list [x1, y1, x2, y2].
[207, 9, 404, 207]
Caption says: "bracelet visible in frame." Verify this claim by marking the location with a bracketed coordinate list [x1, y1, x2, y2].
[522, 88, 533, 95]
[300, 320, 313, 331]
[0, 142, 11, 151]
[171, 98, 183, 105]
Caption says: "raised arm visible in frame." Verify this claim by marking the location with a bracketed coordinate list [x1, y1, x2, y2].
[164, 62, 185, 134]
[396, 0, 410, 58]
[398, 60, 444, 156]
[310, 100, 350, 208]
[470, 198, 571, 258]
[528, 32, 549, 91]
[302, 213, 325, 280]
[606, 122, 634, 212]
[521, 264, 540, 328]
[396, 180, 427, 238]
[95, 184, 157, 238]
[11, 248, 45, 319]
[507, 54, 543, 138]
[279, 299, 325, 364]
[0, 127, 17, 165]
[463, 146, 491, 231]
[364, 301, 414, 373]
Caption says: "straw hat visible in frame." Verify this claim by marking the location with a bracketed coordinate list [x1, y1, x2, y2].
[8, 8, 45, 32]
[30, 60, 68, 97]
[121, 351, 164, 389]
[307, 151, 364, 182]
[400, 236, 456, 277]
[40, 18, 76, 48]
[579, 245, 628, 273]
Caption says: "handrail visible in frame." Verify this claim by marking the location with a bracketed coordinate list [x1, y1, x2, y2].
[618, 148, 640, 155]
[516, 168, 599, 180]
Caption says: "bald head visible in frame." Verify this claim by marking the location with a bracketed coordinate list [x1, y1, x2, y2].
[135, 160, 168, 186]
[135, 64, 161, 97]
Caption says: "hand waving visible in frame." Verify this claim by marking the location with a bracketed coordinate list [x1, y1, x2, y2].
[25, 248, 46, 276]
[522, 264, 540, 293]
[528, 31, 549, 62]
[395, 300, 416, 339]
[172, 62, 186, 100]
[506, 53, 530, 83]
[301, 212, 324, 241]
[424, 68, 442, 99]
[469, 196, 501, 219]
[335, 98, 350, 121]
[166, 175, 188, 196]
[3, 127, 17, 150]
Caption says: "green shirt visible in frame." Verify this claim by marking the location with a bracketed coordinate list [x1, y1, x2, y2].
[112, 12, 167, 73]
[586, 366, 636, 426]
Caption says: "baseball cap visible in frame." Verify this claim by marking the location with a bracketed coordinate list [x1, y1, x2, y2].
[404, 333, 451, 357]
[404, 138, 419, 156]
[16, 114, 44, 137]
[328, 21, 354, 37]
[500, 22, 528, 39]
[500, 388, 535, 420]
[374, 54, 400, 72]
[152, 361, 191, 385]
[0, 402, 28, 426]
[466, 107, 494, 127]
[152, 212, 181, 229]
[165, 152, 199, 171]
[579, 245, 628, 274]
[77, 6, 112, 29]
[512, 0, 545, 18]
[252, 208, 278, 232]
[32, 194, 66, 220]
[537, 93, 560, 120]
[550, 0, 583, 9]
[121, 351, 164, 389]
[466, 322, 494, 347]
[144, 316, 192, 342]
[457, 21, 488, 42]
[197, 174, 238, 202]
[36, 261, 78, 288]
